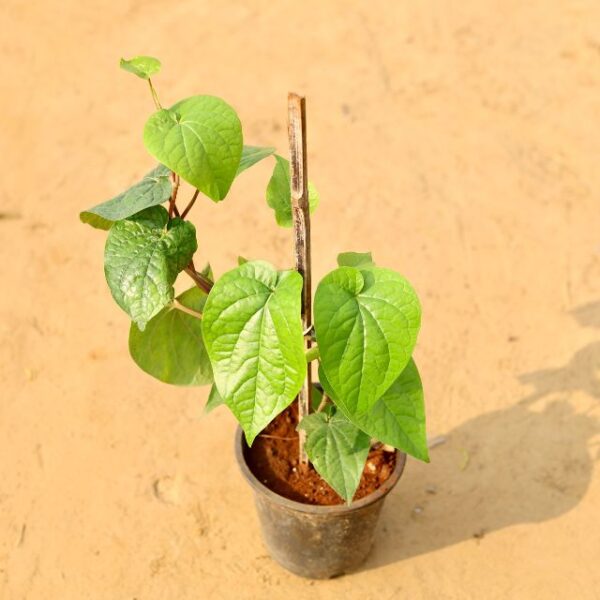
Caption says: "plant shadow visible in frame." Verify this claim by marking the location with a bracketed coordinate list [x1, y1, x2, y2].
[366, 301, 600, 568]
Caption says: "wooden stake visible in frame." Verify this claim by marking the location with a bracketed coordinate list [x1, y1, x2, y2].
[288, 92, 312, 466]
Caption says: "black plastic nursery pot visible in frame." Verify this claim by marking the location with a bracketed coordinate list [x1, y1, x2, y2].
[234, 427, 407, 579]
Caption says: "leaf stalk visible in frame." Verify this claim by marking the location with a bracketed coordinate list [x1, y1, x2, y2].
[184, 264, 213, 294]
[181, 190, 200, 219]
[305, 345, 320, 363]
[147, 78, 162, 110]
[315, 393, 331, 414]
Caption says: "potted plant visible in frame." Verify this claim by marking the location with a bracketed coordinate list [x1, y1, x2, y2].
[81, 56, 428, 579]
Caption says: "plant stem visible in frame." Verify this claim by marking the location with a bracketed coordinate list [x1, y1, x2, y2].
[173, 300, 203, 319]
[184, 264, 213, 294]
[148, 78, 162, 110]
[181, 190, 199, 219]
[316, 393, 330, 414]
[305, 345, 320, 363]
[288, 92, 312, 466]
[169, 174, 181, 218]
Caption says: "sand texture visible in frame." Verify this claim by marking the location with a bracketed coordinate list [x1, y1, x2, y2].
[1, 1, 599, 598]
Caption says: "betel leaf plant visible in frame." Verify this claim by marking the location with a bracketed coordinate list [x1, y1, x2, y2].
[82, 56, 427, 506]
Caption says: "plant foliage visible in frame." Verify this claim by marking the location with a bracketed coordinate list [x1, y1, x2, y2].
[83, 56, 427, 504]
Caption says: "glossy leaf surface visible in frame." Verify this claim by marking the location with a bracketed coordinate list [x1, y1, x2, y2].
[202, 261, 306, 444]
[314, 266, 420, 418]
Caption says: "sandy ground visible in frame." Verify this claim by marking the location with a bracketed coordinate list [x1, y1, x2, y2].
[1, 1, 600, 598]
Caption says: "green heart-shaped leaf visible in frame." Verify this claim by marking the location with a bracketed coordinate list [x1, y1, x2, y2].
[80, 164, 172, 230]
[129, 286, 212, 386]
[298, 411, 371, 503]
[143, 95, 243, 201]
[236, 145, 275, 176]
[104, 206, 197, 329]
[266, 155, 319, 227]
[202, 261, 306, 444]
[120, 56, 161, 79]
[314, 266, 421, 419]
[320, 359, 428, 462]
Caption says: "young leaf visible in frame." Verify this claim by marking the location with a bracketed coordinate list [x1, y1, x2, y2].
[129, 286, 212, 386]
[236, 145, 276, 176]
[337, 251, 375, 269]
[80, 164, 172, 230]
[104, 206, 197, 330]
[205, 384, 224, 413]
[266, 155, 319, 227]
[298, 412, 371, 503]
[314, 266, 421, 419]
[143, 95, 243, 201]
[120, 56, 161, 79]
[202, 261, 306, 444]
[319, 360, 428, 462]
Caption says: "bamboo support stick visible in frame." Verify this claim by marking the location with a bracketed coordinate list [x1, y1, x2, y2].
[288, 92, 312, 466]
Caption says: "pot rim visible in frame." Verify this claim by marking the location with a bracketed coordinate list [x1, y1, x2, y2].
[234, 426, 407, 514]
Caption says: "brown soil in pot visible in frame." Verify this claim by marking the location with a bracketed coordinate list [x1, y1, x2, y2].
[245, 404, 397, 505]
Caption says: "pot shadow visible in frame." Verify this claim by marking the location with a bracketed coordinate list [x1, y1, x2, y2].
[366, 302, 600, 568]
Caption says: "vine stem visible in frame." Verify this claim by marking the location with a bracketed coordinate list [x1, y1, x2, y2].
[184, 263, 213, 294]
[169, 174, 181, 219]
[316, 393, 330, 414]
[288, 92, 312, 466]
[181, 190, 199, 219]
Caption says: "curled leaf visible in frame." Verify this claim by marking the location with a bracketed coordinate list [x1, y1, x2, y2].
[266, 155, 319, 227]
